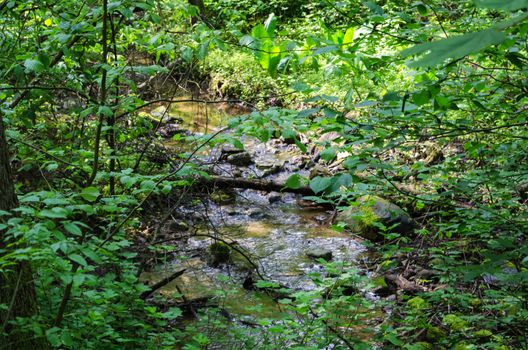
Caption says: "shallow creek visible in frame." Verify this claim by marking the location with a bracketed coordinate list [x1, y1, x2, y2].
[141, 96, 366, 319]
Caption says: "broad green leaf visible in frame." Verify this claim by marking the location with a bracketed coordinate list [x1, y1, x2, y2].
[46, 328, 62, 347]
[475, 0, 528, 11]
[38, 52, 51, 67]
[329, 173, 353, 192]
[309, 176, 333, 194]
[64, 222, 82, 236]
[320, 147, 337, 162]
[363, 0, 384, 14]
[268, 45, 282, 76]
[231, 139, 244, 150]
[69, 253, 88, 267]
[24, 59, 45, 73]
[285, 174, 303, 189]
[120, 175, 136, 188]
[162, 307, 183, 319]
[40, 208, 69, 219]
[197, 39, 210, 60]
[140, 180, 156, 190]
[264, 13, 277, 36]
[412, 90, 431, 105]
[343, 27, 355, 46]
[80, 187, 100, 202]
[240, 35, 256, 49]
[98, 106, 113, 117]
[401, 29, 506, 67]
[291, 81, 313, 93]
[80, 247, 102, 264]
[252, 24, 270, 41]
[417, 3, 428, 15]
[282, 129, 297, 141]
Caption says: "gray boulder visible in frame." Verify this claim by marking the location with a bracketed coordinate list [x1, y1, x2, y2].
[306, 248, 333, 261]
[226, 151, 253, 166]
[336, 195, 414, 241]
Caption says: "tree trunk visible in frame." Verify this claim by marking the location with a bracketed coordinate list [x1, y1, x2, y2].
[0, 114, 48, 349]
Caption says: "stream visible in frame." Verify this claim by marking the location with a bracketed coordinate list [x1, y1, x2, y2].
[140, 96, 366, 320]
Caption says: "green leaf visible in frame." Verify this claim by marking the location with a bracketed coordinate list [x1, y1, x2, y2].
[46, 328, 62, 347]
[385, 333, 403, 346]
[475, 0, 528, 11]
[401, 29, 507, 67]
[80, 247, 102, 264]
[40, 208, 69, 219]
[363, 0, 384, 14]
[264, 13, 277, 36]
[197, 39, 210, 60]
[98, 106, 113, 117]
[24, 59, 45, 73]
[60, 330, 74, 346]
[120, 175, 136, 188]
[329, 173, 353, 192]
[435, 95, 450, 107]
[309, 176, 333, 194]
[285, 174, 303, 189]
[162, 307, 183, 319]
[140, 180, 156, 190]
[417, 3, 428, 15]
[343, 27, 355, 47]
[64, 222, 82, 236]
[231, 139, 244, 150]
[80, 187, 100, 202]
[320, 147, 337, 162]
[251, 24, 269, 41]
[295, 139, 307, 153]
[38, 52, 51, 67]
[69, 253, 88, 267]
[412, 90, 431, 105]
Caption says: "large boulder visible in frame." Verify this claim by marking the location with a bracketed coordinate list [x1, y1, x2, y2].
[306, 248, 333, 261]
[226, 151, 253, 166]
[336, 195, 414, 241]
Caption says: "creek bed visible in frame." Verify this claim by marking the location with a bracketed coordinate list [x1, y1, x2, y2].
[140, 95, 366, 320]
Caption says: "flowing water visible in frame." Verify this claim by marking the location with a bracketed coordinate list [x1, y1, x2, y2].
[141, 96, 365, 319]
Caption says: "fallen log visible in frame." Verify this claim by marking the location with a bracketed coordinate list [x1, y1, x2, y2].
[141, 268, 186, 300]
[197, 175, 315, 195]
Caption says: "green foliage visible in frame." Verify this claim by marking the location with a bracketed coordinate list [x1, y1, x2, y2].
[2, 0, 528, 349]
[475, 0, 528, 11]
[401, 29, 507, 67]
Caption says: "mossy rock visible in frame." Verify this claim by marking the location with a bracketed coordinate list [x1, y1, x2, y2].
[230, 251, 256, 271]
[226, 151, 253, 166]
[169, 220, 189, 232]
[424, 145, 444, 165]
[426, 326, 446, 342]
[211, 190, 236, 204]
[306, 248, 333, 261]
[336, 195, 414, 241]
[208, 242, 231, 266]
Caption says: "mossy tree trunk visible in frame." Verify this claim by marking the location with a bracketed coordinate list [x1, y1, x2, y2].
[0, 114, 48, 349]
